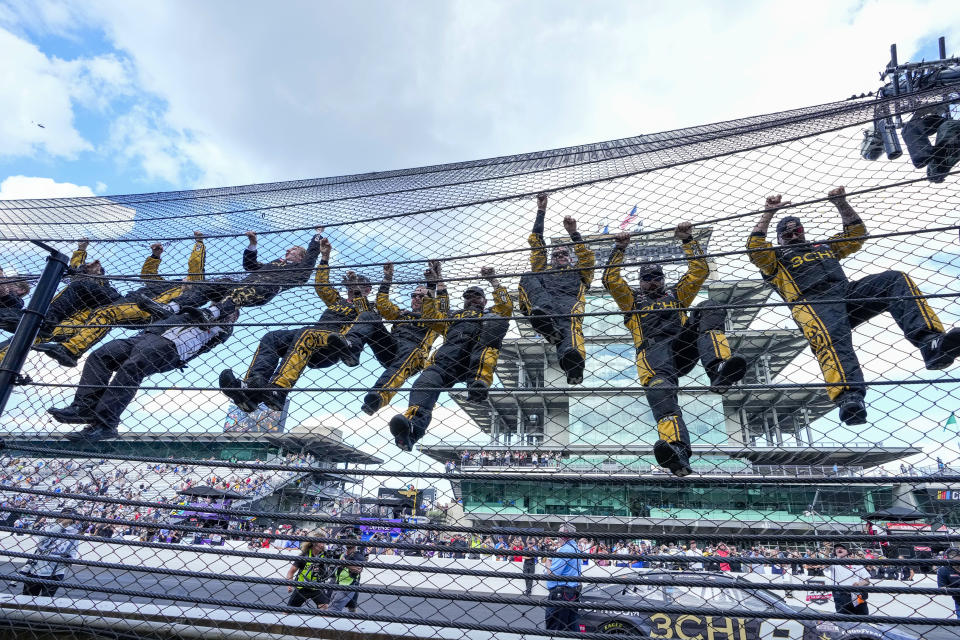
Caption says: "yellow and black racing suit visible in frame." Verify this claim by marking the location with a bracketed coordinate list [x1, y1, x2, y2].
[361, 282, 447, 414]
[747, 216, 946, 406]
[244, 257, 374, 394]
[50, 240, 206, 360]
[395, 284, 513, 446]
[0, 250, 121, 359]
[518, 210, 595, 383]
[220, 232, 324, 308]
[602, 238, 736, 452]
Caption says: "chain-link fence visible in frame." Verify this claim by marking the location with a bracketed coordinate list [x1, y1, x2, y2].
[0, 81, 959, 639]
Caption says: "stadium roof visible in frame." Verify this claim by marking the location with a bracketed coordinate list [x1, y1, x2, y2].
[0, 430, 382, 465]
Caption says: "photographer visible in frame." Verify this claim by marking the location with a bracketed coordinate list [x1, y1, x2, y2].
[325, 537, 366, 612]
[284, 532, 332, 608]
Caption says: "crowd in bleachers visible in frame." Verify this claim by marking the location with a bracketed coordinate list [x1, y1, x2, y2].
[0, 454, 315, 530]
[453, 450, 563, 469]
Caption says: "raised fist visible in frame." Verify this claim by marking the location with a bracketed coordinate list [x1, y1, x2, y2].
[244, 231, 258, 244]
[194, 231, 204, 241]
[315, 226, 325, 236]
[563, 216, 577, 235]
[764, 195, 790, 213]
[674, 222, 693, 241]
[150, 242, 164, 257]
[77, 238, 89, 252]
[319, 237, 332, 257]
[383, 261, 394, 281]
[537, 193, 548, 211]
[827, 186, 847, 202]
[614, 232, 630, 250]
[480, 266, 496, 280]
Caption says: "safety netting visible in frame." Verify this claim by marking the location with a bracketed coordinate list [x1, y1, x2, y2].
[0, 76, 959, 640]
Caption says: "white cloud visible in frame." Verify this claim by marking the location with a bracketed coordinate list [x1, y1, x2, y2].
[0, 175, 136, 241]
[1, 1, 958, 190]
[0, 175, 95, 199]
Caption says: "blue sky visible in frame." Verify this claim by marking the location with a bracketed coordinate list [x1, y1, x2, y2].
[1, 1, 958, 199]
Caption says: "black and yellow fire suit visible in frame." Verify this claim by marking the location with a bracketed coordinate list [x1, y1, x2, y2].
[518, 214, 595, 383]
[747, 216, 946, 404]
[212, 232, 324, 308]
[396, 285, 513, 446]
[362, 283, 447, 414]
[50, 240, 206, 361]
[244, 259, 381, 393]
[602, 239, 735, 451]
[0, 250, 120, 359]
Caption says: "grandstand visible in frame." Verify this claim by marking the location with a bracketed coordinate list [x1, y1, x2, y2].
[0, 425, 380, 529]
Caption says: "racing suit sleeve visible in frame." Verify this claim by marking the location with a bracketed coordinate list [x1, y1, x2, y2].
[747, 232, 778, 276]
[185, 239, 206, 282]
[826, 218, 867, 260]
[490, 285, 513, 318]
[141, 252, 163, 281]
[528, 206, 547, 272]
[376, 283, 401, 321]
[674, 238, 708, 308]
[313, 259, 341, 306]
[422, 289, 450, 336]
[571, 230, 596, 287]
[601, 247, 636, 312]
[242, 246, 262, 272]
[301, 232, 324, 271]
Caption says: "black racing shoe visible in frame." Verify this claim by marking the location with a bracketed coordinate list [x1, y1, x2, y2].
[48, 405, 95, 425]
[466, 380, 490, 403]
[134, 293, 174, 319]
[219, 369, 259, 414]
[837, 394, 868, 426]
[709, 355, 747, 393]
[65, 423, 118, 443]
[389, 414, 414, 452]
[33, 342, 78, 367]
[560, 350, 585, 385]
[361, 392, 382, 416]
[328, 334, 359, 367]
[653, 439, 692, 477]
[922, 328, 960, 371]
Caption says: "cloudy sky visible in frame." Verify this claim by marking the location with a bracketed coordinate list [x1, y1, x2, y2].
[1, 0, 958, 200]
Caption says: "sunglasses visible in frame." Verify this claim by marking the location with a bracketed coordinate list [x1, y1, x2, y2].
[640, 273, 664, 282]
[411, 293, 426, 299]
[781, 226, 804, 239]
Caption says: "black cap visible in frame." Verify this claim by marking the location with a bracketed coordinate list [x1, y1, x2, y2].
[776, 216, 802, 236]
[833, 542, 849, 550]
[60, 507, 77, 516]
[637, 263, 664, 277]
[946, 548, 960, 558]
[463, 286, 485, 298]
